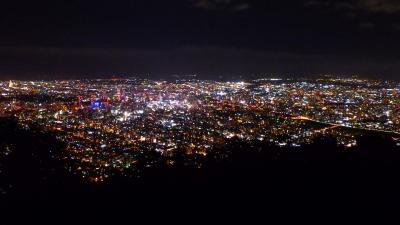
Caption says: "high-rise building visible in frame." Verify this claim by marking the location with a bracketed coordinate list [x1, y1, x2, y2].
[114, 87, 122, 101]
[76, 96, 83, 107]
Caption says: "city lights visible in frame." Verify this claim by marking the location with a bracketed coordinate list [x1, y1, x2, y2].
[1, 77, 399, 181]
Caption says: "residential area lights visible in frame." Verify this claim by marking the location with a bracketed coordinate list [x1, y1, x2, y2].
[1, 77, 399, 182]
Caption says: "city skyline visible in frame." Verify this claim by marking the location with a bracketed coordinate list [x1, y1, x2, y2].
[3, 0, 400, 219]
[2, 77, 399, 182]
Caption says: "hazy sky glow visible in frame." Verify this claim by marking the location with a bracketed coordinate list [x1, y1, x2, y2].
[1, 0, 400, 80]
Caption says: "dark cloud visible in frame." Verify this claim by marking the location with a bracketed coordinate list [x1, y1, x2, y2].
[0, 0, 399, 80]
[231, 3, 251, 11]
[306, 0, 400, 14]
[393, 23, 400, 30]
[357, 0, 400, 13]
[305, 0, 355, 10]
[359, 22, 375, 29]
[191, 0, 251, 11]
[306, 0, 400, 31]
[1, 46, 399, 80]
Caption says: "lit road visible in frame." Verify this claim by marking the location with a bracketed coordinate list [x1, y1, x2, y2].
[290, 116, 400, 136]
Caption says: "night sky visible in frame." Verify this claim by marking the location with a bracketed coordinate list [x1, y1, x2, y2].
[1, 0, 400, 80]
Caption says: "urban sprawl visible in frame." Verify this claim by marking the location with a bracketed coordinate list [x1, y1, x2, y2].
[1, 77, 399, 181]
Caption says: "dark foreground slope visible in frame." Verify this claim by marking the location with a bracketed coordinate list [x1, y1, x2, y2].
[1, 116, 400, 222]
